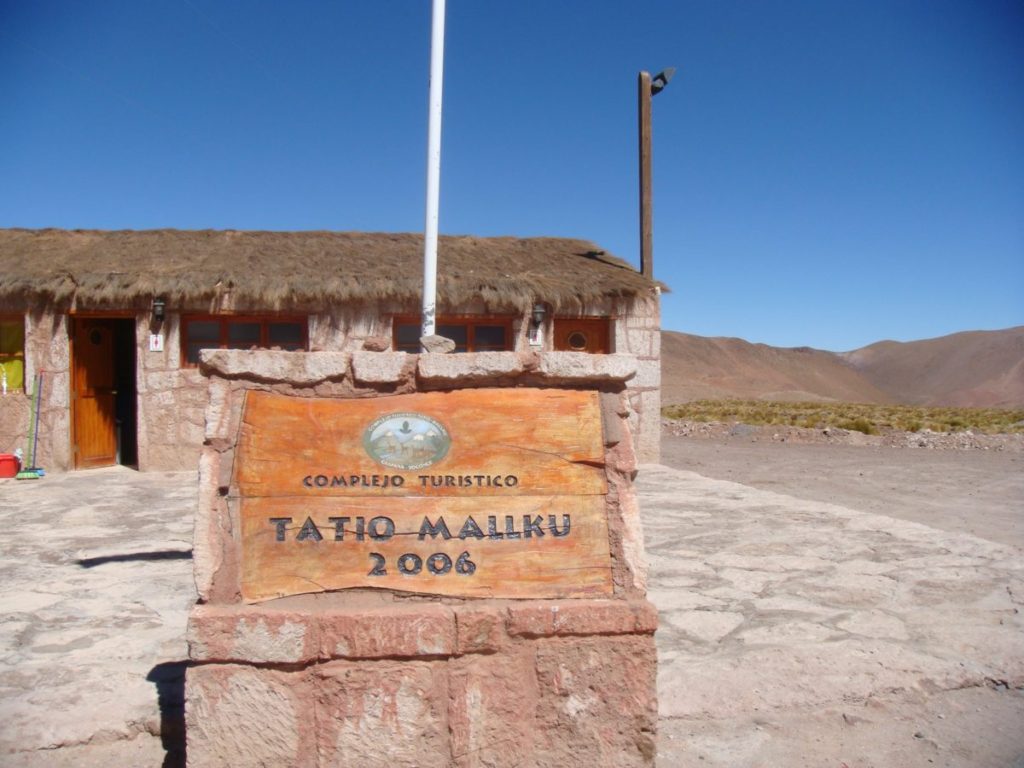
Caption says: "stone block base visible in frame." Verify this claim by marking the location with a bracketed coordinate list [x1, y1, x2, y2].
[186, 598, 658, 767]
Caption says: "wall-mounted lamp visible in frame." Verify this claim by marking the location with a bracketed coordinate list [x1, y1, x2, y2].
[152, 297, 166, 324]
[531, 303, 547, 329]
[528, 303, 546, 348]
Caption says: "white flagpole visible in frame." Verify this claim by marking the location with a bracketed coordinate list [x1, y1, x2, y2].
[421, 0, 446, 346]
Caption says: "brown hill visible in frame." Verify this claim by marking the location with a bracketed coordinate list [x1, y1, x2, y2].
[841, 326, 1024, 408]
[660, 333, 892, 405]
[661, 327, 1024, 408]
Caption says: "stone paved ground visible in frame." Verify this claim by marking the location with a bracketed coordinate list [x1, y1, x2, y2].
[1, 461, 1022, 766]
[0, 467, 195, 767]
[642, 463, 1024, 767]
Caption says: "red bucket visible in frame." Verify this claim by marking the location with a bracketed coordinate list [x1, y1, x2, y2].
[0, 454, 20, 478]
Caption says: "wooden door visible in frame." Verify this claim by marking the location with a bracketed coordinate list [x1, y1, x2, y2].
[553, 318, 610, 354]
[72, 319, 118, 468]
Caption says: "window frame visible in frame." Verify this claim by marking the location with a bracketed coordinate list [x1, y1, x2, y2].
[180, 314, 308, 367]
[552, 317, 612, 354]
[0, 314, 26, 392]
[392, 315, 515, 353]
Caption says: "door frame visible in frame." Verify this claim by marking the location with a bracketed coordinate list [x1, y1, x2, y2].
[68, 312, 137, 470]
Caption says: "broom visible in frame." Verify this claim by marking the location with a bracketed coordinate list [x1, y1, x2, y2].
[16, 373, 42, 480]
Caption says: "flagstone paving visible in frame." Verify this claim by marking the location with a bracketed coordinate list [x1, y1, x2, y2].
[641, 463, 1024, 767]
[0, 467, 195, 766]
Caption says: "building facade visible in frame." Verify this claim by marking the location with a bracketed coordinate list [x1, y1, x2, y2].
[0, 229, 661, 472]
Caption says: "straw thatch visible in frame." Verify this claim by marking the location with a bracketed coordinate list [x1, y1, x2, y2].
[0, 229, 661, 311]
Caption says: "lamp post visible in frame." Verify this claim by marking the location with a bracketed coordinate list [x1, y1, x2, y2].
[638, 67, 675, 280]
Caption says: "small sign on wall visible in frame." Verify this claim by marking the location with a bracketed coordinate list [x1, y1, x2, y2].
[148, 333, 164, 352]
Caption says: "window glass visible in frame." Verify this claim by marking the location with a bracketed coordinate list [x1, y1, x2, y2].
[227, 322, 261, 349]
[568, 331, 588, 350]
[395, 323, 419, 352]
[182, 316, 306, 365]
[187, 320, 220, 341]
[0, 318, 25, 390]
[268, 322, 304, 349]
[474, 325, 506, 351]
[393, 317, 513, 353]
[184, 320, 220, 364]
[437, 324, 468, 352]
[185, 342, 208, 365]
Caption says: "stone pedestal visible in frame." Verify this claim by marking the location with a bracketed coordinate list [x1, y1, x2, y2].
[186, 351, 658, 767]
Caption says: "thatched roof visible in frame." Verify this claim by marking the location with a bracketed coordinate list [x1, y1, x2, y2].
[0, 229, 661, 311]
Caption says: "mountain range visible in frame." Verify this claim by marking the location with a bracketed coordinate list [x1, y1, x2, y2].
[660, 326, 1024, 408]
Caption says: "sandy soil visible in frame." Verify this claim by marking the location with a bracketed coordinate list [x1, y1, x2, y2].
[654, 428, 1024, 768]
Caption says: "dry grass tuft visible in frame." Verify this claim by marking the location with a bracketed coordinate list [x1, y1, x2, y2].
[662, 400, 1024, 435]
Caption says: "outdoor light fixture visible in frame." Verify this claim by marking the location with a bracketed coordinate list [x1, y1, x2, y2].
[152, 298, 166, 324]
[649, 67, 676, 95]
[527, 303, 547, 347]
[531, 303, 546, 329]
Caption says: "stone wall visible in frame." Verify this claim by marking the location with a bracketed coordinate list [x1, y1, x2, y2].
[0, 292, 661, 473]
[611, 295, 661, 463]
[186, 349, 659, 767]
[136, 314, 208, 471]
[0, 311, 72, 470]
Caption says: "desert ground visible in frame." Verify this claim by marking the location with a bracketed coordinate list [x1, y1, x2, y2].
[653, 425, 1024, 768]
[0, 426, 1021, 766]
[661, 422, 1024, 549]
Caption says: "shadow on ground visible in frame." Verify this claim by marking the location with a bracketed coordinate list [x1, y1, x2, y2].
[147, 661, 188, 768]
[76, 550, 193, 568]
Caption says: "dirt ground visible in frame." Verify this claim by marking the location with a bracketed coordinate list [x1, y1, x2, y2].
[660, 425, 1024, 549]
[654, 427, 1024, 768]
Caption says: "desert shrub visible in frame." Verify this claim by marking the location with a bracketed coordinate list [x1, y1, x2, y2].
[836, 417, 876, 435]
[662, 400, 1024, 434]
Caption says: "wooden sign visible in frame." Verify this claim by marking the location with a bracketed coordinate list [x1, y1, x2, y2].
[234, 389, 612, 601]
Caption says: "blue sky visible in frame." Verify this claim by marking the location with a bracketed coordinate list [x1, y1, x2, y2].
[1, 0, 1021, 351]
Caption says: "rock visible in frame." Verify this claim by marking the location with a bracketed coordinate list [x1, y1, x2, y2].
[351, 351, 410, 384]
[417, 352, 524, 383]
[419, 334, 456, 353]
[198, 350, 349, 384]
[361, 335, 391, 352]
[537, 352, 638, 383]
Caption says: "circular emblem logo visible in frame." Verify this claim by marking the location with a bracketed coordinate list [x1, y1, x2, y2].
[362, 412, 451, 470]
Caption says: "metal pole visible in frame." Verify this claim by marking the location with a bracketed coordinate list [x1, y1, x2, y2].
[638, 70, 654, 280]
[421, 0, 446, 346]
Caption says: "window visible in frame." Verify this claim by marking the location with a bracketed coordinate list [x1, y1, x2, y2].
[393, 316, 514, 353]
[553, 318, 610, 354]
[0, 316, 25, 391]
[182, 316, 307, 366]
